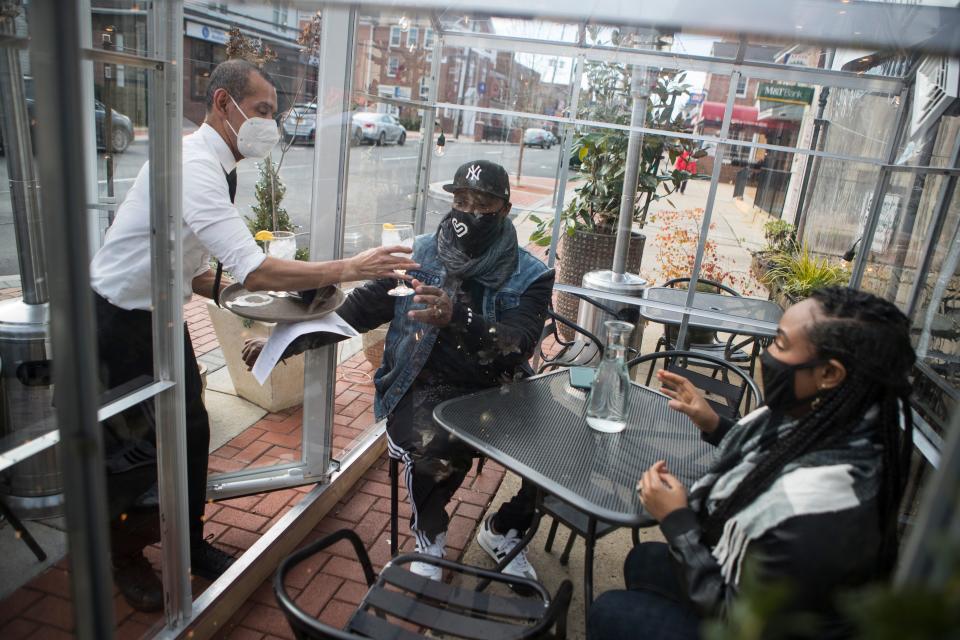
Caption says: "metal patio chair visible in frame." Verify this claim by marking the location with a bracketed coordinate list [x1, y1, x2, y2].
[648, 277, 761, 382]
[276, 529, 573, 640]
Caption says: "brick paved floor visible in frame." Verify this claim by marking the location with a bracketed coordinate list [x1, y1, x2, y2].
[211, 455, 506, 640]
[0, 289, 549, 639]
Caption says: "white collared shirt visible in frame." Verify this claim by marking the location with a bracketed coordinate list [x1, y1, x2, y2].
[91, 123, 266, 311]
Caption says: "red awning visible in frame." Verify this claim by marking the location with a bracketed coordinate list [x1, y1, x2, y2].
[698, 101, 763, 127]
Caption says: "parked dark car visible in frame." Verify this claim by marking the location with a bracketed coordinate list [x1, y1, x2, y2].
[95, 100, 134, 153]
[0, 98, 134, 153]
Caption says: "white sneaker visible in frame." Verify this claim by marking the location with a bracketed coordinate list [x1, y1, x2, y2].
[409, 531, 445, 582]
[476, 515, 538, 582]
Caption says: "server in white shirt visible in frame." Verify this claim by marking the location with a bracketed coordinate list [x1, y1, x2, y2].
[90, 59, 418, 611]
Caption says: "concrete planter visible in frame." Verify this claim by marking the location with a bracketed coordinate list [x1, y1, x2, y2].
[206, 301, 304, 412]
[361, 323, 389, 370]
[750, 252, 797, 309]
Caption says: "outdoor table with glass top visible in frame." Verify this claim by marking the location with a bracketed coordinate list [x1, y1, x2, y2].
[433, 369, 718, 617]
[639, 286, 783, 337]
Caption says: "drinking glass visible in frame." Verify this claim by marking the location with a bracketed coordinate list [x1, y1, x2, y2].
[265, 230, 297, 261]
[381, 223, 415, 297]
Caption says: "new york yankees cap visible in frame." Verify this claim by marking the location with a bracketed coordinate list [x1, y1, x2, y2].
[442, 159, 511, 202]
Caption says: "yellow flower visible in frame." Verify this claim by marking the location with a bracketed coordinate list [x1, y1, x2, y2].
[254, 230, 274, 242]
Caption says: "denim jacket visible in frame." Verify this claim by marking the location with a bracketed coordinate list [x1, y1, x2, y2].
[373, 232, 550, 419]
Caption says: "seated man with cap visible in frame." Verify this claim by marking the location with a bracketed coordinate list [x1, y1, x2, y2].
[244, 159, 553, 581]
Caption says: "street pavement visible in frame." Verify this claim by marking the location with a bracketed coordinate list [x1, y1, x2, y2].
[0, 135, 562, 276]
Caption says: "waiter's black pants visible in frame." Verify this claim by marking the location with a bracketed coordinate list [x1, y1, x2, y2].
[94, 293, 209, 554]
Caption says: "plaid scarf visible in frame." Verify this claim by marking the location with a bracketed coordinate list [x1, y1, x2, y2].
[688, 405, 884, 585]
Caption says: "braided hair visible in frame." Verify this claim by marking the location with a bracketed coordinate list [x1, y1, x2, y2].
[701, 287, 915, 572]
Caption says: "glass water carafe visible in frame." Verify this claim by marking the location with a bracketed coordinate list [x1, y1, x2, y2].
[586, 320, 634, 433]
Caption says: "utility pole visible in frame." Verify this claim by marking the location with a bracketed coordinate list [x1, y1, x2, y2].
[455, 49, 471, 138]
[102, 27, 116, 201]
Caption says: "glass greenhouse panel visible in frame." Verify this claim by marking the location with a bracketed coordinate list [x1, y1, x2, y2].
[839, 169, 916, 303]
[441, 14, 581, 44]
[436, 45, 573, 126]
[802, 158, 882, 255]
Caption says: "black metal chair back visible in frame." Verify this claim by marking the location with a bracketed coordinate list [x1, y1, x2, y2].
[652, 277, 765, 379]
[661, 277, 741, 346]
[662, 277, 742, 297]
[535, 307, 604, 373]
[627, 349, 762, 420]
[275, 529, 573, 640]
[535, 292, 641, 373]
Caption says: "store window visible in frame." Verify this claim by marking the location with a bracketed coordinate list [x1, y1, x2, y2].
[736, 74, 748, 98]
[389, 25, 402, 47]
[387, 56, 399, 77]
[190, 39, 226, 101]
[727, 128, 752, 163]
[272, 7, 288, 31]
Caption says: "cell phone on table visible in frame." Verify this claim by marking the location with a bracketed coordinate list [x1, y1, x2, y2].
[568, 366, 595, 390]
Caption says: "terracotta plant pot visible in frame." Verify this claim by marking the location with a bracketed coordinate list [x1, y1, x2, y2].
[555, 229, 645, 338]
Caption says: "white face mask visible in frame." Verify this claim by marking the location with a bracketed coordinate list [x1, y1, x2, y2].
[225, 94, 280, 159]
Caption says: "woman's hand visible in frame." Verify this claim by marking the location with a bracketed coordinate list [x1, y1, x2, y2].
[637, 460, 688, 522]
[242, 338, 266, 370]
[657, 369, 721, 434]
[406, 279, 453, 327]
[343, 246, 419, 281]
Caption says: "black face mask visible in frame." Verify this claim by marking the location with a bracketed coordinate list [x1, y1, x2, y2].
[760, 349, 823, 413]
[448, 208, 503, 257]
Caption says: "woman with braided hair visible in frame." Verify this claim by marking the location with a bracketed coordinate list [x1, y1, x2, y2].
[588, 287, 915, 639]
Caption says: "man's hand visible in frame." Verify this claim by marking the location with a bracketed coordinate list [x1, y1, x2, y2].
[242, 338, 266, 370]
[406, 279, 452, 327]
[343, 246, 419, 281]
[637, 460, 688, 522]
[657, 369, 721, 434]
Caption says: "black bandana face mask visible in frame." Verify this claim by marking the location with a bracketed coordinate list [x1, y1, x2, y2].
[760, 349, 823, 413]
[448, 208, 503, 257]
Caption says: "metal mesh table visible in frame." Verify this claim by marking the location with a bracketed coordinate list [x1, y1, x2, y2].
[433, 371, 717, 527]
[640, 287, 782, 337]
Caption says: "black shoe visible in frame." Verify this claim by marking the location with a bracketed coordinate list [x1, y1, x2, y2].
[132, 482, 159, 509]
[113, 552, 163, 612]
[191, 538, 235, 581]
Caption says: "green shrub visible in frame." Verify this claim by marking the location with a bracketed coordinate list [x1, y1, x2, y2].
[761, 244, 849, 298]
[762, 219, 797, 254]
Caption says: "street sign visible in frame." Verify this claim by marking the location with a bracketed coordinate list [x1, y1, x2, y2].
[757, 82, 815, 105]
[186, 21, 229, 45]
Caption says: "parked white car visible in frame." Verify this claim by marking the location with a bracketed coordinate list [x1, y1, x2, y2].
[352, 112, 407, 146]
[523, 127, 553, 149]
[282, 103, 317, 144]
